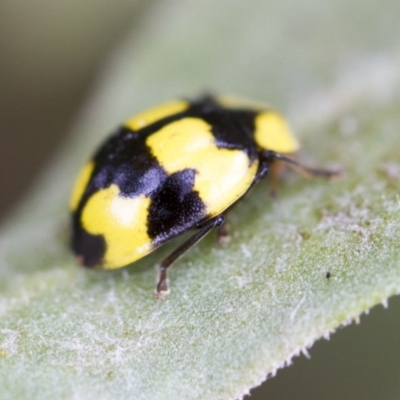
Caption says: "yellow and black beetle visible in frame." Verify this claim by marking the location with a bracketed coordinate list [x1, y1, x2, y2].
[70, 95, 336, 297]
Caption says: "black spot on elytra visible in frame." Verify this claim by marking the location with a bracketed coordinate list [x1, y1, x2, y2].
[90, 127, 168, 198]
[71, 215, 106, 267]
[147, 169, 206, 245]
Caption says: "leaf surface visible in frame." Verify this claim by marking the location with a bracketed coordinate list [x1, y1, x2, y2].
[1, 1, 400, 399]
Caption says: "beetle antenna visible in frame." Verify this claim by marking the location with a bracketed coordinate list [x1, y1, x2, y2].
[262, 150, 342, 179]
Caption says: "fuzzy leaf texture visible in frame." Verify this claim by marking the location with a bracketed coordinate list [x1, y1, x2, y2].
[1, 1, 400, 399]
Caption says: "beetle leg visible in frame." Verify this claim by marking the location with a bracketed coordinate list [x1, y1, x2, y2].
[216, 219, 231, 245]
[156, 215, 224, 298]
[253, 159, 270, 184]
[268, 159, 289, 198]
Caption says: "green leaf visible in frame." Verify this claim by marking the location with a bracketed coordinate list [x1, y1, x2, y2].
[1, 1, 400, 399]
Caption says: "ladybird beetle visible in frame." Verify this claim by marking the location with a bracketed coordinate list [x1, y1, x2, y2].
[70, 95, 337, 297]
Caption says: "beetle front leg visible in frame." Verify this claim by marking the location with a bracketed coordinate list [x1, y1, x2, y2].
[156, 215, 224, 298]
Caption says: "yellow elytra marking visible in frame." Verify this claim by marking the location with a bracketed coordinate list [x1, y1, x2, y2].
[146, 118, 258, 215]
[81, 184, 152, 269]
[124, 100, 188, 131]
[70, 162, 95, 211]
[254, 112, 299, 153]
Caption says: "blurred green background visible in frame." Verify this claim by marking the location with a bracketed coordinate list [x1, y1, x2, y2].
[0, 0, 147, 221]
[1, 1, 399, 399]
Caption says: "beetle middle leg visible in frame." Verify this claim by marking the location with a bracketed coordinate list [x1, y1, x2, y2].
[156, 215, 224, 298]
[216, 218, 230, 245]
